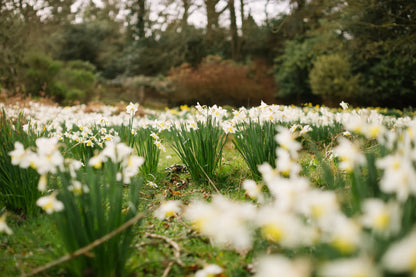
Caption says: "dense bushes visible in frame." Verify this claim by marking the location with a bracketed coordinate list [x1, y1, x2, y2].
[168, 56, 275, 107]
[309, 54, 361, 106]
[23, 53, 96, 103]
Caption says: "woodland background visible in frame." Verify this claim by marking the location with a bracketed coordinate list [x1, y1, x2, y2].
[1, 0, 415, 108]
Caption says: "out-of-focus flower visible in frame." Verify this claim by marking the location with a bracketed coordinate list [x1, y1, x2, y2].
[154, 200, 182, 220]
[242, 180, 263, 202]
[32, 137, 64, 175]
[126, 102, 138, 117]
[9, 142, 31, 168]
[254, 255, 311, 277]
[333, 137, 366, 172]
[38, 174, 48, 192]
[195, 264, 223, 277]
[360, 198, 401, 236]
[68, 180, 89, 195]
[88, 155, 103, 169]
[325, 215, 362, 254]
[362, 123, 386, 141]
[36, 192, 64, 214]
[121, 155, 145, 184]
[319, 256, 381, 277]
[256, 206, 316, 248]
[146, 181, 158, 188]
[185, 195, 256, 251]
[376, 153, 416, 202]
[382, 230, 416, 274]
[150, 132, 159, 140]
[275, 127, 301, 158]
[300, 125, 312, 135]
[221, 120, 236, 134]
[340, 101, 349, 110]
[0, 212, 13, 235]
[275, 148, 301, 177]
[297, 189, 340, 226]
[154, 140, 166, 152]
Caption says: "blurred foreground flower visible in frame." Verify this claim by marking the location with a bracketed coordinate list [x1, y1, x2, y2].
[0, 212, 13, 235]
[195, 264, 223, 277]
[154, 200, 182, 220]
[382, 229, 416, 274]
[254, 255, 310, 277]
[319, 256, 380, 277]
[36, 192, 64, 214]
[333, 137, 365, 172]
[185, 195, 256, 251]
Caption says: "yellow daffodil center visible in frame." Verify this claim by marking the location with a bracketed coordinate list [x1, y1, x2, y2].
[262, 224, 283, 242]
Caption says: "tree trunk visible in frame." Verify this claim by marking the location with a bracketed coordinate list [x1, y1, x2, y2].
[137, 0, 146, 39]
[181, 0, 191, 30]
[228, 0, 239, 59]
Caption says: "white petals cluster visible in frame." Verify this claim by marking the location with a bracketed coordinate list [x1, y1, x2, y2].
[184, 195, 256, 251]
[0, 213, 13, 235]
[88, 140, 144, 184]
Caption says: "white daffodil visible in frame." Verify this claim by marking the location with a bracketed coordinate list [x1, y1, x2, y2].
[154, 200, 182, 220]
[36, 192, 64, 214]
[382, 230, 416, 273]
[254, 255, 311, 277]
[360, 198, 401, 237]
[0, 212, 13, 235]
[9, 141, 30, 167]
[68, 180, 89, 195]
[242, 179, 263, 202]
[319, 256, 381, 277]
[333, 137, 366, 172]
[185, 195, 256, 251]
[38, 174, 48, 192]
[376, 153, 416, 202]
[339, 101, 349, 110]
[126, 102, 138, 117]
[256, 206, 316, 248]
[195, 264, 223, 277]
[275, 127, 301, 158]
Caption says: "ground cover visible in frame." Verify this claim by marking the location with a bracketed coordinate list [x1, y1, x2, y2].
[1, 100, 416, 277]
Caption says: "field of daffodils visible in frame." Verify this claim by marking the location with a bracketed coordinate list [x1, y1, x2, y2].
[1, 99, 416, 277]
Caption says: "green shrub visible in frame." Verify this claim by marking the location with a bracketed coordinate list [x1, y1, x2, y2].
[24, 52, 62, 96]
[23, 53, 96, 104]
[309, 54, 361, 106]
[274, 37, 319, 104]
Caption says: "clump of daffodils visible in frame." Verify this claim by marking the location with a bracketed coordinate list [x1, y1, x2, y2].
[88, 139, 144, 184]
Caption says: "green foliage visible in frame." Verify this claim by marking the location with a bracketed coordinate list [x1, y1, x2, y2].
[24, 52, 63, 96]
[0, 111, 42, 216]
[309, 54, 361, 106]
[274, 37, 320, 104]
[54, 158, 142, 277]
[170, 116, 227, 184]
[23, 53, 96, 103]
[0, 10, 25, 89]
[233, 120, 278, 180]
[361, 54, 416, 108]
[340, 0, 416, 108]
[134, 128, 161, 176]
